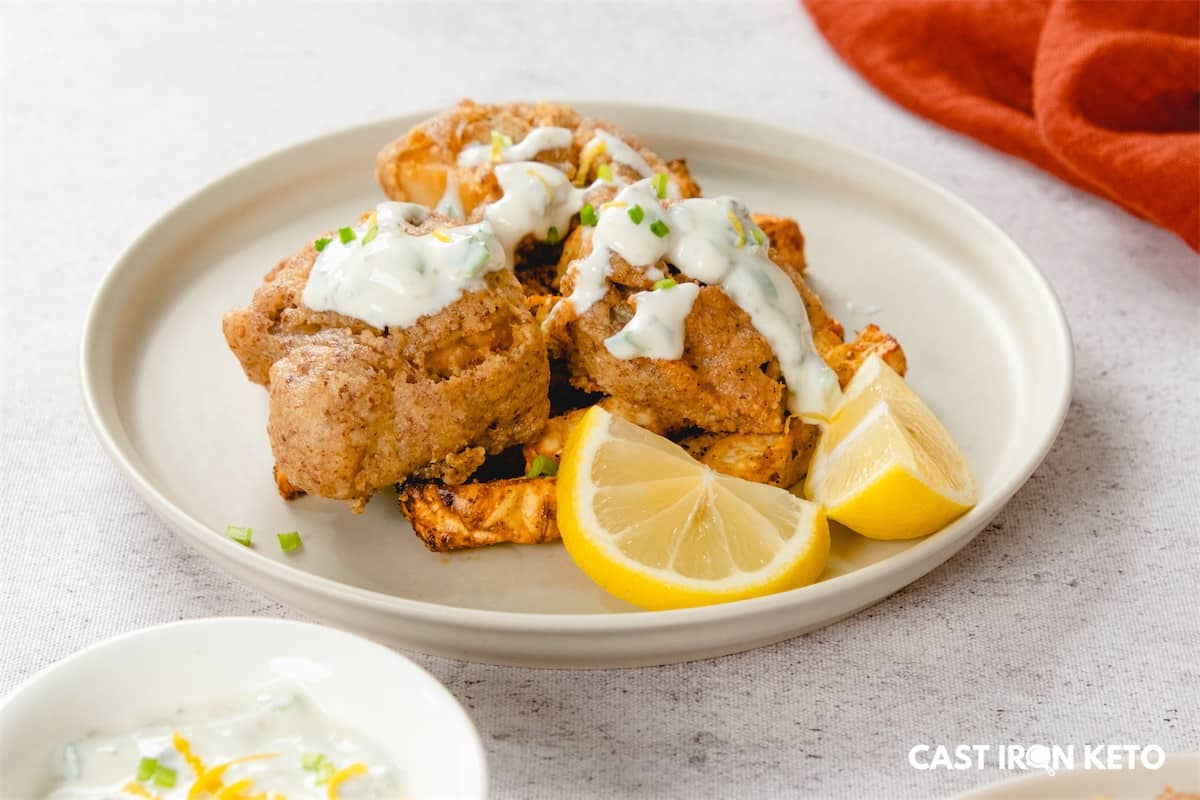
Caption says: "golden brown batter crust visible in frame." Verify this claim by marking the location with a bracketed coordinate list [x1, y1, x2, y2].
[223, 212, 550, 509]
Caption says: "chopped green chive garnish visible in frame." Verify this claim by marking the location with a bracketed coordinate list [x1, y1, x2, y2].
[303, 751, 337, 784]
[338, 227, 356, 244]
[491, 130, 513, 149]
[649, 219, 670, 238]
[226, 525, 252, 547]
[627, 205, 645, 225]
[526, 454, 559, 478]
[545, 226, 559, 245]
[752, 227, 766, 246]
[313, 237, 331, 252]
[361, 216, 378, 246]
[136, 757, 158, 782]
[277, 531, 302, 553]
[153, 765, 177, 789]
[580, 203, 598, 226]
[596, 164, 614, 182]
[652, 172, 669, 199]
[653, 278, 677, 290]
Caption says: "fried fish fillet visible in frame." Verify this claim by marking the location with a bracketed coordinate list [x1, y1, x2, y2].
[543, 213, 813, 436]
[398, 326, 902, 550]
[399, 211, 908, 550]
[223, 211, 550, 510]
[375, 100, 703, 297]
[375, 99, 581, 218]
[376, 100, 702, 215]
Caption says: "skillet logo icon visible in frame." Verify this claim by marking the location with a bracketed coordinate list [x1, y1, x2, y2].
[1024, 745, 1056, 776]
[908, 744, 1166, 774]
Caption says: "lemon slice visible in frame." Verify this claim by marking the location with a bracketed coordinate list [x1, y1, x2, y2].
[557, 406, 830, 610]
[805, 354, 977, 539]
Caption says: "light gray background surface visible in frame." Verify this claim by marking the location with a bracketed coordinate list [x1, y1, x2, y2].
[2, 2, 1197, 798]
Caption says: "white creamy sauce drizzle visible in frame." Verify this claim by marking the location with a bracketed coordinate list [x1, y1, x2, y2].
[604, 281, 700, 360]
[436, 169, 464, 220]
[303, 123, 835, 417]
[301, 125, 653, 333]
[568, 181, 667, 312]
[377, 200, 429, 226]
[483, 161, 585, 255]
[43, 684, 400, 800]
[457, 126, 574, 167]
[301, 201, 505, 330]
[564, 179, 842, 420]
[584, 130, 654, 178]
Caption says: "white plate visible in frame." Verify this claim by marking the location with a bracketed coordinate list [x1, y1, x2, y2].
[80, 103, 1072, 667]
[0, 618, 487, 799]
[953, 753, 1200, 799]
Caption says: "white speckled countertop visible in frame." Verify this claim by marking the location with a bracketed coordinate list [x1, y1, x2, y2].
[1, 1, 1197, 797]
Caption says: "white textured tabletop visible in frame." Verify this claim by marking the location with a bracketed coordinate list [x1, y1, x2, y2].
[2, 1, 1197, 798]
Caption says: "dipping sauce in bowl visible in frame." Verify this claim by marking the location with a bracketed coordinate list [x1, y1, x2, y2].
[45, 684, 399, 799]
[0, 619, 487, 800]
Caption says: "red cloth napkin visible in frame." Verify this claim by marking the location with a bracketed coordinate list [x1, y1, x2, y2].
[804, 0, 1200, 251]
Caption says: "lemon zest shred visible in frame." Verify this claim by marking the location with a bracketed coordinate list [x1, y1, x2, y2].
[726, 211, 746, 248]
[430, 229, 451, 243]
[174, 732, 208, 779]
[217, 778, 255, 799]
[325, 763, 369, 800]
[600, 201, 628, 211]
[574, 138, 607, 186]
[489, 132, 505, 163]
[122, 782, 161, 800]
[187, 753, 281, 800]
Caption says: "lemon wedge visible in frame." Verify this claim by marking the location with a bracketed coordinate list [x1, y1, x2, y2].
[557, 406, 830, 610]
[805, 354, 977, 539]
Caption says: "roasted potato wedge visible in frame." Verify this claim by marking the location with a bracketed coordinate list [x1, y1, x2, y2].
[399, 478, 559, 551]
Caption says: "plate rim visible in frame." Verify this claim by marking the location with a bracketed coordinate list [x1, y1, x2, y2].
[79, 102, 1075, 634]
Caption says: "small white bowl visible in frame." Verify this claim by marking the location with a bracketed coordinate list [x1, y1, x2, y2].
[0, 618, 488, 799]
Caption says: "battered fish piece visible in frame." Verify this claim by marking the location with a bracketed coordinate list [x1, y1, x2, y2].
[375, 100, 703, 296]
[545, 200, 908, 438]
[399, 211, 908, 550]
[376, 99, 581, 218]
[399, 321, 905, 551]
[223, 211, 550, 510]
[546, 207, 797, 436]
[377, 100, 702, 216]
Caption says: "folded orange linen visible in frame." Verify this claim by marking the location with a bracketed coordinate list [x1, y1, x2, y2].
[804, 0, 1200, 251]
